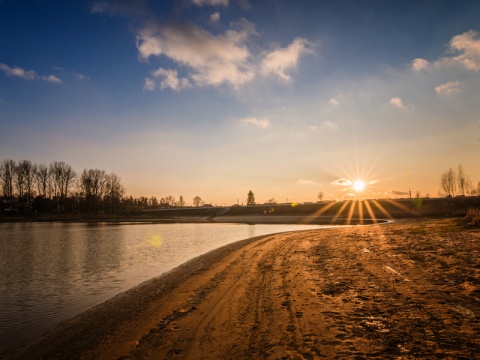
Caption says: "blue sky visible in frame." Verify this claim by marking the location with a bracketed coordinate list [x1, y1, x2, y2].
[1, 0, 480, 205]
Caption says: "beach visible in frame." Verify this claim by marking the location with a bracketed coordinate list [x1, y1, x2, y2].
[6, 218, 480, 359]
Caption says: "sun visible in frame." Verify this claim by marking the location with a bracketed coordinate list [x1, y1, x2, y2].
[353, 180, 366, 192]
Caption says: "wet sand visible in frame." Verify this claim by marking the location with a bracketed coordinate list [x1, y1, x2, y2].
[6, 218, 480, 359]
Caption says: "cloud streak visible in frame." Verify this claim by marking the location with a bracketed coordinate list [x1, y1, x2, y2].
[332, 178, 352, 187]
[389, 190, 410, 196]
[240, 116, 270, 129]
[297, 179, 320, 186]
[192, 0, 228, 6]
[0, 63, 62, 84]
[0, 63, 36, 80]
[435, 81, 461, 95]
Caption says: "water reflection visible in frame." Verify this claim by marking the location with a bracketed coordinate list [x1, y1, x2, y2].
[0, 222, 323, 353]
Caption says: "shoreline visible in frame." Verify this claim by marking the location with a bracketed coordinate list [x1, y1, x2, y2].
[5, 218, 480, 359]
[0, 214, 391, 225]
[4, 231, 278, 359]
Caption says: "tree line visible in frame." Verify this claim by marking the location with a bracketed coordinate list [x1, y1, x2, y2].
[440, 164, 478, 198]
[0, 159, 205, 214]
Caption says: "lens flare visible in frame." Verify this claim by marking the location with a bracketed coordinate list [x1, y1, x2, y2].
[353, 180, 365, 192]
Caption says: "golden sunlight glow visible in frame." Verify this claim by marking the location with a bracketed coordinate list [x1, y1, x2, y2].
[353, 180, 365, 192]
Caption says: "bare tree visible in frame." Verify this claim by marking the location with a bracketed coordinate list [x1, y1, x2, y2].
[61, 163, 76, 210]
[104, 173, 124, 213]
[164, 195, 176, 206]
[193, 196, 203, 207]
[178, 195, 185, 207]
[149, 196, 159, 208]
[90, 169, 106, 211]
[0, 159, 15, 208]
[457, 164, 467, 196]
[49, 161, 76, 211]
[35, 163, 50, 197]
[441, 168, 457, 197]
[80, 169, 105, 212]
[17, 160, 35, 207]
[14, 161, 25, 206]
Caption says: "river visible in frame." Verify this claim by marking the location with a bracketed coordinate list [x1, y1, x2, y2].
[0, 221, 330, 353]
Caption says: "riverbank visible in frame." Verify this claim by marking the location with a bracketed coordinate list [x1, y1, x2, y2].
[5, 218, 480, 359]
[0, 214, 386, 225]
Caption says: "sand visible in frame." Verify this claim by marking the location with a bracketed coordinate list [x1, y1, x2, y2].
[5, 218, 480, 359]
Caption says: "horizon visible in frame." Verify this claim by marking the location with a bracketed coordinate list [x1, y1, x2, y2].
[1, 0, 480, 205]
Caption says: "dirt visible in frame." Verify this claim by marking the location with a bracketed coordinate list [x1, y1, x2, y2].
[5, 219, 480, 359]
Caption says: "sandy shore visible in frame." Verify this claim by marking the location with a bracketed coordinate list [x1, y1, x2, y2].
[5, 219, 480, 359]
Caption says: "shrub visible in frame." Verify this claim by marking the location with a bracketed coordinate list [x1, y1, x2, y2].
[459, 208, 480, 228]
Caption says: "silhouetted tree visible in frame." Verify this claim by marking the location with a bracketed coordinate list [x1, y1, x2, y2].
[441, 168, 456, 197]
[247, 190, 255, 206]
[104, 173, 124, 213]
[0, 159, 15, 208]
[149, 196, 159, 208]
[457, 164, 467, 196]
[193, 196, 203, 207]
[18, 160, 35, 209]
[164, 195, 176, 206]
[14, 161, 26, 207]
[34, 163, 50, 197]
[178, 195, 185, 207]
[50, 161, 76, 210]
[318, 191, 324, 201]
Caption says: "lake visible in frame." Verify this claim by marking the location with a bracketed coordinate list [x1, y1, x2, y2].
[0, 221, 329, 353]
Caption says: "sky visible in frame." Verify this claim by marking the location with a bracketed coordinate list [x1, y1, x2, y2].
[1, 0, 480, 205]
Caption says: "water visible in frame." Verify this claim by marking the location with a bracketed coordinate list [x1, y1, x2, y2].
[0, 221, 327, 353]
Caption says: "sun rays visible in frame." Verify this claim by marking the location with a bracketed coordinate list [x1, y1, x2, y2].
[305, 155, 416, 225]
[305, 198, 416, 226]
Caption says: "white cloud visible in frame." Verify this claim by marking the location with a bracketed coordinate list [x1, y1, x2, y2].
[42, 75, 62, 84]
[413, 30, 480, 73]
[240, 116, 270, 129]
[151, 68, 192, 91]
[0, 63, 62, 84]
[446, 30, 480, 71]
[297, 179, 320, 186]
[329, 97, 340, 106]
[0, 63, 36, 80]
[411, 58, 430, 72]
[332, 178, 352, 187]
[261, 37, 314, 82]
[389, 97, 406, 109]
[323, 121, 338, 130]
[143, 77, 155, 91]
[210, 12, 220, 23]
[192, 0, 228, 6]
[136, 22, 254, 88]
[74, 72, 88, 81]
[435, 80, 461, 95]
